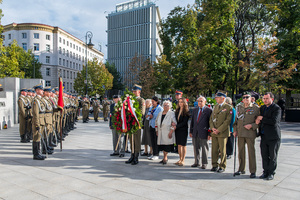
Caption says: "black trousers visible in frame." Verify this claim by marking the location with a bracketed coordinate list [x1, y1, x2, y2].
[226, 132, 234, 156]
[150, 127, 159, 156]
[260, 136, 281, 175]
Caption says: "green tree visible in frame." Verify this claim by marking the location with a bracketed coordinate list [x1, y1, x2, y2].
[139, 59, 155, 98]
[106, 62, 124, 90]
[264, 0, 300, 105]
[74, 59, 113, 96]
[152, 55, 173, 98]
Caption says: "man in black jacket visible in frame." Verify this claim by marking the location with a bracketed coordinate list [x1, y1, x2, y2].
[256, 92, 281, 181]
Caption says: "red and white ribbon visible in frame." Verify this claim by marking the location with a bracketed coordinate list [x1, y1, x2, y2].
[121, 96, 141, 133]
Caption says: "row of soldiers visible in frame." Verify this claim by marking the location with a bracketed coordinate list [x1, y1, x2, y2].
[81, 96, 110, 123]
[18, 83, 79, 160]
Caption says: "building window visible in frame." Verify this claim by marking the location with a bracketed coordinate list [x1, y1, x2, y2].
[46, 44, 50, 52]
[22, 33, 27, 39]
[76, 46, 78, 51]
[46, 68, 50, 76]
[70, 51, 72, 58]
[22, 43, 27, 51]
[76, 63, 78, 70]
[79, 47, 81, 52]
[67, 41, 69, 46]
[63, 70, 65, 78]
[67, 71, 69, 78]
[63, 48, 65, 55]
[70, 83, 72, 91]
[73, 63, 75, 68]
[46, 81, 51, 86]
[59, 37, 62, 43]
[79, 64, 81, 70]
[34, 33, 39, 39]
[63, 39, 65, 44]
[70, 42, 72, 47]
[8, 34, 11, 39]
[63, 59, 65, 66]
[46, 34, 50, 40]
[66, 60, 69, 67]
[70, 71, 72, 79]
[34, 43, 39, 51]
[34, 55, 39, 61]
[46, 56, 50, 64]
[66, 50, 69, 57]
[67, 82, 69, 90]
[73, 53, 75, 58]
[59, 47, 62, 54]
[73, 44, 75, 49]
[79, 55, 81, 61]
[59, 58, 61, 65]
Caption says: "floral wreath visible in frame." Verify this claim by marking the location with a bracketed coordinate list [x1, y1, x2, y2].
[112, 89, 143, 135]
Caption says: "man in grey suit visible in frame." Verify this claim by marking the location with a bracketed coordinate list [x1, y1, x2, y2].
[190, 96, 212, 169]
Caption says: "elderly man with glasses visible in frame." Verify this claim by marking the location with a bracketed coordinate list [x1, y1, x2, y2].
[233, 91, 260, 178]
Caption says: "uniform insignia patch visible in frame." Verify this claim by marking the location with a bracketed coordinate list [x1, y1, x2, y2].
[230, 110, 233, 114]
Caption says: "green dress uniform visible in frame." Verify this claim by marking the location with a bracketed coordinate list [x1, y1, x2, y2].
[102, 100, 110, 121]
[82, 99, 90, 123]
[43, 95, 56, 151]
[126, 93, 146, 165]
[18, 94, 30, 142]
[32, 94, 46, 160]
[209, 103, 233, 170]
[234, 102, 260, 175]
[26, 95, 33, 140]
[92, 99, 100, 121]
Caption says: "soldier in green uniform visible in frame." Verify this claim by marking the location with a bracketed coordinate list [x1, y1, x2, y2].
[102, 96, 110, 121]
[209, 91, 233, 172]
[92, 97, 100, 122]
[26, 88, 34, 141]
[233, 91, 260, 178]
[82, 96, 90, 123]
[18, 88, 30, 143]
[42, 87, 54, 154]
[32, 83, 46, 160]
[125, 84, 146, 165]
[54, 88, 63, 141]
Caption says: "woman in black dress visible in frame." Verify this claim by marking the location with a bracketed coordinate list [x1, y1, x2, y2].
[174, 98, 190, 166]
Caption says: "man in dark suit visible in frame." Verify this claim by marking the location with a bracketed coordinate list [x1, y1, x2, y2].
[256, 92, 281, 181]
[190, 96, 212, 169]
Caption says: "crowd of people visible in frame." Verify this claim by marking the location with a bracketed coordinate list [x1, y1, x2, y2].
[109, 85, 282, 181]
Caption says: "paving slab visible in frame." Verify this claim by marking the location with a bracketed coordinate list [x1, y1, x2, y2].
[0, 120, 300, 200]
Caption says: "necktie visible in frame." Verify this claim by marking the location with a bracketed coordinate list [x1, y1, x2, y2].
[197, 108, 202, 123]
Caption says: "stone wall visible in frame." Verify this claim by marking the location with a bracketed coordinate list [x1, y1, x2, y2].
[0, 91, 14, 129]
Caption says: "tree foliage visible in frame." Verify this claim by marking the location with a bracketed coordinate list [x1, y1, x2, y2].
[106, 62, 124, 91]
[74, 59, 113, 96]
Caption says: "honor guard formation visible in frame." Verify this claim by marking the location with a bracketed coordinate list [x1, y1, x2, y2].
[18, 83, 281, 181]
[18, 84, 79, 160]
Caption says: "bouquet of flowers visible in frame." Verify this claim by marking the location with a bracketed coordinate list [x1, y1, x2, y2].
[206, 97, 216, 108]
[112, 90, 143, 135]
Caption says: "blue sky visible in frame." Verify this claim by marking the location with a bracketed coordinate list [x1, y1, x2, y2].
[1, 0, 195, 59]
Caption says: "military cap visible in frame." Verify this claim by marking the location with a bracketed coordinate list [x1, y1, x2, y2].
[133, 84, 142, 91]
[51, 89, 56, 93]
[54, 87, 59, 92]
[20, 88, 28, 92]
[242, 91, 251, 96]
[43, 86, 52, 92]
[175, 90, 183, 95]
[27, 88, 34, 92]
[215, 90, 227, 98]
[33, 83, 43, 90]
[113, 95, 120, 99]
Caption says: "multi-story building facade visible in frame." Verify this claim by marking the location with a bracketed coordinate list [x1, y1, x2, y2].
[107, 0, 163, 88]
[2, 23, 104, 93]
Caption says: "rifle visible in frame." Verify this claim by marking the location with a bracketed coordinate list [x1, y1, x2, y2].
[38, 128, 48, 158]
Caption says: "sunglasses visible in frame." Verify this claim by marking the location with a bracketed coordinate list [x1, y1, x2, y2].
[243, 96, 250, 99]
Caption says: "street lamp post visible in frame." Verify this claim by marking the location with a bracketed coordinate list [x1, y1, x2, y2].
[85, 31, 94, 96]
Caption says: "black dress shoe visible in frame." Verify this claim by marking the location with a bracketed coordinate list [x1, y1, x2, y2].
[266, 174, 274, 180]
[125, 154, 134, 164]
[259, 173, 268, 179]
[217, 168, 225, 173]
[119, 154, 125, 157]
[125, 150, 131, 153]
[234, 171, 245, 176]
[110, 153, 119, 156]
[141, 152, 148, 156]
[191, 164, 200, 167]
[250, 173, 256, 178]
[131, 157, 139, 165]
[227, 155, 232, 159]
[211, 167, 218, 171]
[33, 154, 46, 160]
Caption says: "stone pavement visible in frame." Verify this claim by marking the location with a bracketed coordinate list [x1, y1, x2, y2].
[0, 120, 300, 200]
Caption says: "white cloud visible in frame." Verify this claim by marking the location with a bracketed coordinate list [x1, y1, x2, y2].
[1, 0, 194, 59]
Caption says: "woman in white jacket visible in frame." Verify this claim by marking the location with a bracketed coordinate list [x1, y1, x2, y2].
[155, 100, 177, 164]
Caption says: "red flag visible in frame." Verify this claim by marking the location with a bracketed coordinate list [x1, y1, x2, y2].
[58, 77, 64, 110]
